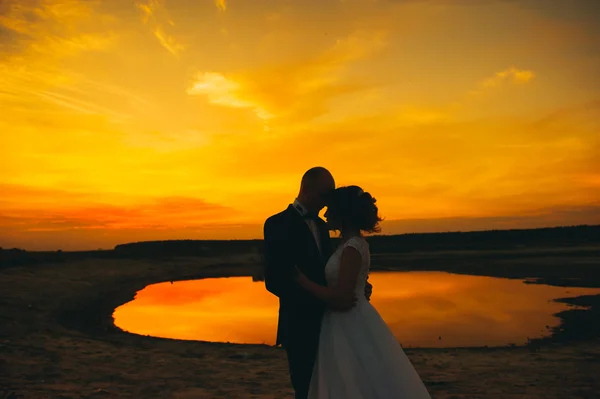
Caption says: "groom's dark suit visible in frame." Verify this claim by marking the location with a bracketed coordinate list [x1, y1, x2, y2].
[263, 203, 333, 399]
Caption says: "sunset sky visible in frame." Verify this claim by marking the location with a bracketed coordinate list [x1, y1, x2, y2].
[1, 0, 599, 250]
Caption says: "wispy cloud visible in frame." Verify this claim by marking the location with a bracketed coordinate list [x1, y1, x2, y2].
[0, 1, 127, 119]
[187, 72, 273, 120]
[0, 184, 236, 231]
[35, 90, 129, 120]
[152, 25, 184, 56]
[531, 99, 600, 130]
[336, 65, 535, 127]
[0, 184, 249, 249]
[469, 67, 536, 95]
[0, 0, 115, 57]
[301, 29, 388, 68]
[215, 0, 227, 11]
[482, 67, 536, 87]
[187, 29, 387, 126]
[136, 0, 184, 56]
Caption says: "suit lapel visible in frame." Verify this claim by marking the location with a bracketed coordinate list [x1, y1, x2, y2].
[286, 205, 321, 256]
[317, 220, 332, 261]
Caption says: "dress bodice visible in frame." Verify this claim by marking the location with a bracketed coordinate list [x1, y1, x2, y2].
[324, 236, 370, 299]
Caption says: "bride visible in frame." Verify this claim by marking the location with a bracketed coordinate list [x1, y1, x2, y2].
[294, 185, 432, 399]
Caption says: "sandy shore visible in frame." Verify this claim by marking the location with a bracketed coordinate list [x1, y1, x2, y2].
[1, 250, 600, 398]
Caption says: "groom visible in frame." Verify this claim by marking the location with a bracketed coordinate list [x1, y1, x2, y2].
[263, 166, 372, 399]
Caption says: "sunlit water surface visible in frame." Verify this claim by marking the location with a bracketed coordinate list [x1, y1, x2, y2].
[113, 271, 600, 348]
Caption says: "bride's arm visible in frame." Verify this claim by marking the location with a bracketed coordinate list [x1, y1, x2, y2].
[295, 247, 361, 311]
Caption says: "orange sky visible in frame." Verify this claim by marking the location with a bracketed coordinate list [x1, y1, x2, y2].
[1, 0, 599, 250]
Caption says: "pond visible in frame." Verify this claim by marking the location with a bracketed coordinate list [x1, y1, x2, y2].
[113, 271, 600, 348]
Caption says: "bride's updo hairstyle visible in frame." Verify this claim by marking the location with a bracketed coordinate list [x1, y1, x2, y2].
[325, 185, 383, 233]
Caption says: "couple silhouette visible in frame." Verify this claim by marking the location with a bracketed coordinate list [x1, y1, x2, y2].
[263, 167, 431, 399]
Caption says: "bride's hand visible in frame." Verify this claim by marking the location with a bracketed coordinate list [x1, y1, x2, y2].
[365, 280, 373, 301]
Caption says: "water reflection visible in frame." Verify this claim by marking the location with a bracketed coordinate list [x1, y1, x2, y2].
[113, 272, 600, 348]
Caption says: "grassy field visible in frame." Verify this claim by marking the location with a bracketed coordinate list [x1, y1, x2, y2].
[1, 244, 600, 398]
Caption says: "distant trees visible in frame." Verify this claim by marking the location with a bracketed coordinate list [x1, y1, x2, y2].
[113, 225, 600, 257]
[2, 225, 599, 268]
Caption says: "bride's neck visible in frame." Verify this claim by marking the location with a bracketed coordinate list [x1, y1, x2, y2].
[341, 228, 361, 241]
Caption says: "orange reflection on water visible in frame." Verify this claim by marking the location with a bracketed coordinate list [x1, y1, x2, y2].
[113, 272, 600, 348]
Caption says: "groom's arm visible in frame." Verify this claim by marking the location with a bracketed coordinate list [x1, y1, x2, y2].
[263, 217, 321, 306]
[295, 246, 360, 311]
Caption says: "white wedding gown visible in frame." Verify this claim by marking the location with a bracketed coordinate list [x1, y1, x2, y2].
[308, 237, 432, 399]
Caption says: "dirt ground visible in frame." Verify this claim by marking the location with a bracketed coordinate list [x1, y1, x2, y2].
[1, 251, 600, 398]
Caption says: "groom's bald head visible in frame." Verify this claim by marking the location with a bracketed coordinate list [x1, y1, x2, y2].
[298, 167, 335, 212]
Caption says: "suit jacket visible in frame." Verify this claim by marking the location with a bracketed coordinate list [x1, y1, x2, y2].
[263, 204, 333, 346]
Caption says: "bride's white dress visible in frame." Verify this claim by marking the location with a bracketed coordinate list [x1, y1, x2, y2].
[307, 236, 432, 399]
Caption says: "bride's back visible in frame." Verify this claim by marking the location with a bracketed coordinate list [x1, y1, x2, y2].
[324, 236, 370, 299]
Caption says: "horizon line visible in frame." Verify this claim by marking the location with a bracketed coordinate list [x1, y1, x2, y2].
[3, 224, 598, 253]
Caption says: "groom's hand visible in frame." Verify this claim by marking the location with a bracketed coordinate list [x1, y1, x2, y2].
[330, 293, 358, 311]
[365, 281, 373, 301]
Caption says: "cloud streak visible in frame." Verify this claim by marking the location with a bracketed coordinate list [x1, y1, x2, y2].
[0, 185, 254, 250]
[187, 72, 273, 120]
[215, 0, 227, 11]
[136, 0, 184, 56]
[468, 67, 535, 96]
[35, 90, 129, 119]
[0, 184, 237, 232]
[0, 1, 120, 101]
[187, 29, 387, 126]
[481, 67, 536, 88]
